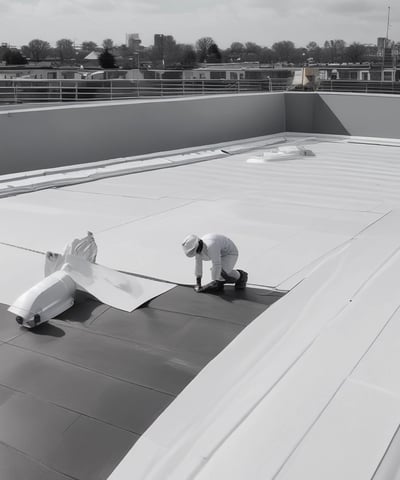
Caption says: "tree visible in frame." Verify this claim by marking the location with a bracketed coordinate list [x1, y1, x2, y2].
[345, 42, 366, 63]
[272, 40, 296, 63]
[207, 43, 222, 63]
[323, 39, 347, 63]
[98, 48, 117, 69]
[259, 47, 276, 64]
[139, 45, 152, 65]
[181, 45, 197, 67]
[3, 48, 27, 65]
[229, 42, 244, 61]
[27, 39, 50, 62]
[306, 41, 322, 63]
[56, 38, 75, 63]
[291, 47, 308, 65]
[82, 41, 97, 51]
[20, 45, 30, 60]
[102, 38, 114, 50]
[244, 42, 262, 62]
[332, 39, 346, 63]
[196, 37, 214, 62]
[0, 44, 9, 61]
[116, 44, 131, 68]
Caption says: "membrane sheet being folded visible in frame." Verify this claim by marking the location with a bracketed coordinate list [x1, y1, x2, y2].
[64, 255, 174, 312]
[0, 246, 174, 312]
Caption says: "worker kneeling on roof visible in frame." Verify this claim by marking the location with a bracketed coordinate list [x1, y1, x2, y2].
[182, 233, 248, 293]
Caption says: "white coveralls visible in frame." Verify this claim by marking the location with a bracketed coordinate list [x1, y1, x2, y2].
[195, 233, 240, 282]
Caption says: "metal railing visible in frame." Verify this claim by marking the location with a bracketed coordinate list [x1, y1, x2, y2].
[0, 78, 292, 104]
[317, 80, 400, 94]
[2, 78, 399, 105]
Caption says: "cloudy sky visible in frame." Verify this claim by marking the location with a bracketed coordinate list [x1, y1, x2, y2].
[0, 0, 397, 49]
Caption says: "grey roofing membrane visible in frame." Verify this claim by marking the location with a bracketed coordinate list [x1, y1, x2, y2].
[0, 285, 284, 480]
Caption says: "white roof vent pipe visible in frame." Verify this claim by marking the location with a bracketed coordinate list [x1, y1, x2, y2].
[10, 268, 76, 328]
[8, 231, 97, 328]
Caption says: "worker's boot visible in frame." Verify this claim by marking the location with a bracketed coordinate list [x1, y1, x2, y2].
[235, 270, 248, 290]
[221, 270, 238, 284]
[201, 280, 225, 293]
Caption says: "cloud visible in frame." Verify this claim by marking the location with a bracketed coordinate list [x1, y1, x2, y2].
[245, 0, 315, 15]
[324, 0, 382, 15]
[0, 0, 394, 50]
[136, 0, 221, 13]
[0, 0, 40, 11]
[0, 0, 39, 12]
[4, 0, 40, 3]
[245, 0, 386, 20]
[52, 0, 223, 15]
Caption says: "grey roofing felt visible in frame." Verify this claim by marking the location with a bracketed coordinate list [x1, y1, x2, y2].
[0, 285, 284, 480]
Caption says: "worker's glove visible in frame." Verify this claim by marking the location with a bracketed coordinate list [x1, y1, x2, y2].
[195, 280, 224, 293]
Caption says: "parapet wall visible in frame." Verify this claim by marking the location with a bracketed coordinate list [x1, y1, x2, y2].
[1, 92, 400, 176]
[285, 92, 400, 139]
[0, 93, 285, 175]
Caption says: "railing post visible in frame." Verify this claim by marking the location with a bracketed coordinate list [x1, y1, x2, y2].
[75, 81, 78, 101]
[59, 80, 62, 102]
[110, 80, 113, 100]
[13, 80, 17, 103]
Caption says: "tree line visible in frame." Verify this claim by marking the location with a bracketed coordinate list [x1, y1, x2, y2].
[0, 36, 397, 68]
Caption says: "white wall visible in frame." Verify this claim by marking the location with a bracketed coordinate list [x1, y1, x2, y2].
[2, 91, 400, 176]
[285, 92, 400, 139]
[0, 93, 285, 175]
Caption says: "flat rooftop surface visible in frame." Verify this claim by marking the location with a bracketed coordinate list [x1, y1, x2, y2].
[2, 133, 400, 479]
[0, 286, 283, 480]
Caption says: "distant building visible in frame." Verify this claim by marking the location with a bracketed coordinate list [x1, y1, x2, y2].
[0, 66, 85, 80]
[154, 34, 175, 67]
[82, 51, 100, 68]
[318, 62, 397, 82]
[154, 34, 174, 51]
[376, 37, 397, 69]
[126, 33, 141, 52]
[377, 37, 387, 52]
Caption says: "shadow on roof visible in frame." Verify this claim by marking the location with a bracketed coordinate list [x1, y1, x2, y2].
[0, 285, 285, 480]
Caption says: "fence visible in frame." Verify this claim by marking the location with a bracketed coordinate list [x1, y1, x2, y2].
[317, 80, 400, 95]
[0, 78, 294, 104]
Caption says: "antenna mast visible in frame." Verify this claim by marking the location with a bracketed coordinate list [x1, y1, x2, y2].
[381, 6, 391, 80]
[386, 5, 391, 39]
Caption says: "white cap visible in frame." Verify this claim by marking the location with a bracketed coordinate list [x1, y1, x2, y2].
[182, 234, 200, 257]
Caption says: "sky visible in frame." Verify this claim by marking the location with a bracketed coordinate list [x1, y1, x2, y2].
[0, 0, 398, 49]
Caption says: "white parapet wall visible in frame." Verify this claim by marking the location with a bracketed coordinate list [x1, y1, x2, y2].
[2, 91, 400, 176]
[285, 92, 400, 139]
[0, 93, 285, 175]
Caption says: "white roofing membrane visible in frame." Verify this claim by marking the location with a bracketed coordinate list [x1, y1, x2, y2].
[2, 133, 400, 478]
